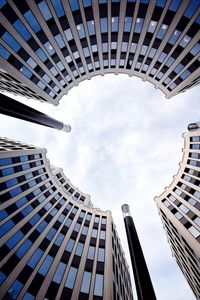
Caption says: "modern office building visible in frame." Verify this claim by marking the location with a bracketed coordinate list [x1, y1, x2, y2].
[0, 137, 133, 300]
[0, 0, 199, 105]
[155, 128, 200, 299]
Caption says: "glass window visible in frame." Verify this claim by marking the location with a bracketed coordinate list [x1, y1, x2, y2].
[168, 29, 181, 45]
[8, 280, 23, 299]
[20, 66, 33, 78]
[0, 271, 6, 285]
[51, 0, 65, 17]
[55, 33, 65, 48]
[24, 10, 41, 33]
[100, 230, 106, 240]
[184, 0, 200, 18]
[64, 28, 73, 41]
[74, 223, 81, 232]
[75, 242, 84, 256]
[148, 20, 158, 33]
[38, 255, 54, 276]
[16, 239, 32, 258]
[0, 157, 12, 166]
[87, 246, 95, 259]
[148, 48, 157, 58]
[157, 24, 168, 39]
[69, 0, 79, 11]
[92, 228, 98, 238]
[66, 238, 75, 252]
[77, 23, 85, 39]
[124, 17, 132, 32]
[0, 219, 15, 237]
[100, 18, 108, 33]
[13, 19, 31, 41]
[179, 35, 191, 48]
[50, 66, 58, 76]
[55, 233, 64, 246]
[53, 262, 66, 283]
[180, 69, 190, 80]
[3, 167, 15, 176]
[0, 210, 8, 222]
[158, 52, 167, 63]
[46, 227, 56, 240]
[194, 217, 200, 226]
[80, 271, 91, 293]
[38, 1, 52, 21]
[0, 44, 10, 60]
[44, 41, 55, 55]
[2, 32, 21, 52]
[10, 186, 22, 197]
[169, 0, 181, 11]
[98, 248, 105, 262]
[134, 18, 144, 33]
[83, 0, 92, 6]
[87, 20, 95, 35]
[188, 226, 200, 238]
[65, 267, 77, 289]
[165, 56, 175, 67]
[130, 42, 137, 53]
[43, 74, 51, 83]
[140, 45, 148, 56]
[190, 43, 200, 56]
[65, 218, 72, 227]
[29, 213, 40, 226]
[174, 63, 184, 73]
[37, 220, 47, 233]
[94, 216, 100, 223]
[94, 274, 104, 296]
[23, 292, 35, 300]
[36, 48, 47, 62]
[112, 17, 119, 32]
[28, 248, 44, 268]
[82, 226, 88, 235]
[57, 61, 64, 71]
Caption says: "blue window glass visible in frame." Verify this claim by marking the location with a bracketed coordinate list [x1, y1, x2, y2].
[2, 32, 20, 52]
[55, 33, 65, 48]
[112, 17, 119, 32]
[124, 17, 132, 32]
[26, 57, 37, 69]
[16, 239, 32, 258]
[74, 222, 81, 232]
[165, 56, 175, 67]
[37, 80, 46, 90]
[156, 0, 166, 7]
[20, 66, 33, 78]
[195, 15, 200, 24]
[158, 52, 167, 63]
[21, 205, 32, 216]
[51, 0, 65, 17]
[169, 0, 181, 11]
[180, 69, 191, 80]
[57, 61, 64, 71]
[25, 173, 33, 180]
[0, 219, 15, 237]
[134, 18, 144, 33]
[0, 271, 6, 285]
[20, 155, 28, 162]
[65, 267, 78, 289]
[92, 228, 98, 238]
[0, 0, 6, 9]
[46, 227, 56, 240]
[156, 24, 168, 39]
[3, 167, 15, 177]
[184, 0, 200, 18]
[87, 20, 95, 35]
[82, 226, 88, 235]
[100, 230, 106, 240]
[81, 271, 91, 293]
[168, 29, 181, 45]
[23, 292, 35, 300]
[6, 230, 24, 249]
[0, 210, 8, 221]
[53, 262, 66, 283]
[38, 1, 52, 21]
[87, 246, 95, 259]
[179, 35, 191, 48]
[66, 238, 75, 252]
[38, 255, 54, 276]
[28, 248, 43, 268]
[37, 220, 47, 233]
[0, 157, 12, 166]
[55, 233, 64, 246]
[50, 66, 58, 76]
[36, 48, 47, 62]
[10, 186, 22, 197]
[190, 43, 200, 56]
[64, 28, 73, 41]
[16, 196, 27, 208]
[77, 23, 85, 39]
[100, 18, 108, 33]
[13, 19, 31, 41]
[83, 0, 92, 7]
[174, 63, 184, 73]
[98, 248, 105, 262]
[75, 242, 84, 256]
[24, 10, 41, 33]
[94, 274, 104, 296]
[33, 188, 41, 197]
[0, 44, 10, 59]
[28, 179, 36, 187]
[8, 280, 23, 299]
[69, 0, 79, 11]
[148, 20, 158, 33]
[72, 207, 78, 214]
[99, 0, 107, 3]
[29, 213, 40, 225]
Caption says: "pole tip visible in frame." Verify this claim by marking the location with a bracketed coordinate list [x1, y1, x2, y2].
[62, 124, 71, 133]
[121, 204, 131, 218]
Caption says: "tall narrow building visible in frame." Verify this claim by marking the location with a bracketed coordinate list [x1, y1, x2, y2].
[0, 137, 133, 300]
[0, 0, 199, 104]
[155, 127, 200, 299]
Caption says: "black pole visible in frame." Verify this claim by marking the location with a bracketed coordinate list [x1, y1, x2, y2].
[121, 204, 156, 300]
[0, 93, 71, 132]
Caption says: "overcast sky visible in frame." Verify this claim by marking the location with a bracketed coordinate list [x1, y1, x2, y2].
[1, 74, 200, 300]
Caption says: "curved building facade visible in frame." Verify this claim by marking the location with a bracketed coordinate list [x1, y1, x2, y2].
[155, 129, 200, 299]
[0, 0, 199, 104]
[0, 137, 133, 300]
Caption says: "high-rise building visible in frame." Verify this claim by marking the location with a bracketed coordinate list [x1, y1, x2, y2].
[0, 137, 133, 300]
[0, 0, 199, 105]
[155, 128, 200, 299]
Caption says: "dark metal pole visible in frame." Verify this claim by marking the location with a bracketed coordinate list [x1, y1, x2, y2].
[121, 204, 156, 300]
[0, 93, 71, 133]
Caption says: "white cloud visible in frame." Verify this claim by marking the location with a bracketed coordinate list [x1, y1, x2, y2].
[0, 74, 199, 299]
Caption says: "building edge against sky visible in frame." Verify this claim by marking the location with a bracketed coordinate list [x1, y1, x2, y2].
[0, 0, 199, 105]
[155, 128, 200, 299]
[0, 137, 133, 300]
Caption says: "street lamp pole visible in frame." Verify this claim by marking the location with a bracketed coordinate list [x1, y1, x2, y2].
[0, 93, 71, 133]
[121, 204, 156, 300]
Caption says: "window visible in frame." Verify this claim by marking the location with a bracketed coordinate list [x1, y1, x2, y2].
[168, 29, 181, 45]
[0, 157, 12, 166]
[77, 24, 85, 39]
[80, 271, 91, 293]
[94, 274, 104, 296]
[87, 246, 95, 259]
[74, 223, 81, 232]
[0, 219, 15, 237]
[75, 242, 84, 256]
[100, 18, 108, 33]
[13, 19, 31, 41]
[36, 48, 47, 62]
[55, 34, 65, 48]
[112, 17, 119, 32]
[65, 267, 78, 289]
[188, 226, 200, 238]
[87, 20, 95, 35]
[134, 18, 144, 33]
[51, 0, 65, 17]
[44, 41, 55, 55]
[2, 32, 21, 52]
[82, 226, 88, 235]
[38, 1, 52, 21]
[69, 0, 79, 11]
[157, 24, 168, 39]
[66, 238, 75, 252]
[100, 230, 106, 240]
[98, 248, 105, 262]
[92, 228, 98, 238]
[148, 20, 157, 33]
[55, 233, 64, 246]
[64, 29, 73, 41]
[20, 66, 32, 78]
[8, 280, 23, 299]
[0, 44, 10, 60]
[24, 10, 41, 33]
[28, 248, 43, 268]
[38, 255, 54, 276]
[52, 262, 66, 283]
[179, 35, 191, 48]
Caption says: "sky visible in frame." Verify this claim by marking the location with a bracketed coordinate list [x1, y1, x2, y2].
[1, 74, 200, 300]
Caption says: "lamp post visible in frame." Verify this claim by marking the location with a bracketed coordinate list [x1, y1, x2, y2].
[0, 93, 71, 133]
[121, 204, 156, 300]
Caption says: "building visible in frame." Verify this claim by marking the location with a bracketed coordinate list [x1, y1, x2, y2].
[0, 0, 199, 105]
[155, 128, 200, 299]
[0, 137, 133, 300]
